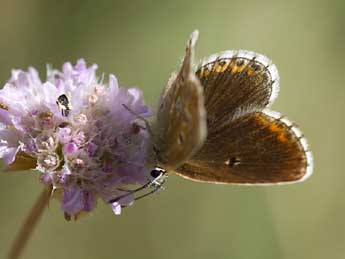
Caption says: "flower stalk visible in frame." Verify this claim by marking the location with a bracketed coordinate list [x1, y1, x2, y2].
[8, 186, 52, 259]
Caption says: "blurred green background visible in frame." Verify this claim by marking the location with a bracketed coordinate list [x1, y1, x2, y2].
[0, 0, 344, 258]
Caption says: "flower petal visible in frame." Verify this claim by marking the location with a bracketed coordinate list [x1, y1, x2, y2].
[0, 109, 12, 126]
[61, 188, 84, 216]
[111, 202, 122, 215]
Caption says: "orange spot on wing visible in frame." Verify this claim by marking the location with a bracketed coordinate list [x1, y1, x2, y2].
[231, 60, 246, 74]
[269, 124, 281, 133]
[255, 114, 268, 125]
[231, 65, 242, 73]
[214, 62, 228, 73]
[199, 68, 210, 78]
[269, 124, 289, 143]
[246, 68, 255, 76]
[254, 114, 289, 143]
[278, 133, 287, 142]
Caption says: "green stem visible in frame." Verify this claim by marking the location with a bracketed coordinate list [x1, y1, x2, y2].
[8, 186, 52, 259]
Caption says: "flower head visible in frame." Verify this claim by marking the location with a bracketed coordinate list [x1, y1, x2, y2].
[0, 59, 153, 218]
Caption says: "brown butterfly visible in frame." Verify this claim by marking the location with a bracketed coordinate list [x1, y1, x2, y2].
[151, 30, 313, 186]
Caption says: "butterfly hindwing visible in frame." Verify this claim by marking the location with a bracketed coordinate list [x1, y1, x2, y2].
[176, 110, 313, 184]
[153, 31, 207, 170]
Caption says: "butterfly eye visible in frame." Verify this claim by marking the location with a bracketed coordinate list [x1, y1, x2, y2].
[150, 167, 166, 178]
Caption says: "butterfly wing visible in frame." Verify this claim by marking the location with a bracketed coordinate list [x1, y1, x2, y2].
[197, 50, 280, 126]
[175, 51, 313, 184]
[176, 109, 313, 184]
[153, 31, 207, 170]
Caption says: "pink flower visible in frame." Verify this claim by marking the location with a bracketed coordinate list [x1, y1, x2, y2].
[0, 59, 153, 218]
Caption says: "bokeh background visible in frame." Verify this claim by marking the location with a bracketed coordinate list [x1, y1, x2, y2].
[0, 0, 344, 258]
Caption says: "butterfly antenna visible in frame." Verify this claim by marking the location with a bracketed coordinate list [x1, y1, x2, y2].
[108, 181, 152, 204]
[132, 183, 165, 202]
[108, 167, 167, 205]
[119, 183, 165, 208]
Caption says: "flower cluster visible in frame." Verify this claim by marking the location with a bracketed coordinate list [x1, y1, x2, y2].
[0, 59, 153, 218]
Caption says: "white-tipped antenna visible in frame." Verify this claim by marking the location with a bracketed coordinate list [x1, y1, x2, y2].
[108, 167, 167, 206]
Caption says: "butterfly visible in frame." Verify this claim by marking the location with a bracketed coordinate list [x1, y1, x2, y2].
[150, 30, 313, 185]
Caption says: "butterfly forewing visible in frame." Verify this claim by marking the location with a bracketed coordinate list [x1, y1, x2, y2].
[154, 31, 207, 170]
[176, 110, 313, 184]
[197, 50, 279, 130]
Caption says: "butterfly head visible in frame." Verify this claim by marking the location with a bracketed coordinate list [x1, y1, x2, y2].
[150, 166, 166, 179]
